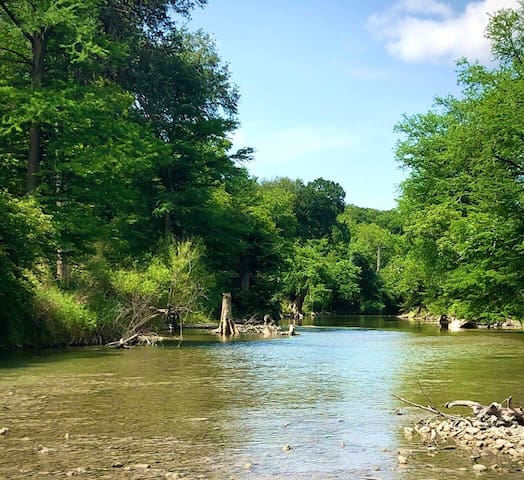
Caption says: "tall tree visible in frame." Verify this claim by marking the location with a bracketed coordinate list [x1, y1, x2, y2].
[393, 2, 524, 320]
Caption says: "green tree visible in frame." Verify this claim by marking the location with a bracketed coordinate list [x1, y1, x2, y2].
[0, 191, 52, 344]
[393, 2, 524, 320]
[294, 178, 346, 239]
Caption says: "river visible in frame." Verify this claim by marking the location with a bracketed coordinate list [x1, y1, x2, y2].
[1, 316, 523, 479]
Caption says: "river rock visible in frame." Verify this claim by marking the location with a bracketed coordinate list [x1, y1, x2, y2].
[111, 462, 124, 468]
[37, 446, 51, 455]
[165, 473, 182, 479]
[133, 463, 151, 469]
[472, 464, 487, 473]
[397, 455, 408, 465]
[494, 439, 508, 450]
[0, 427, 9, 436]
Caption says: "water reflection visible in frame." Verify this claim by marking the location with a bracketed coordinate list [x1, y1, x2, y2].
[1, 317, 523, 479]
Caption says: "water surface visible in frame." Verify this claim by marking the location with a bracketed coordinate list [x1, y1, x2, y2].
[1, 316, 523, 479]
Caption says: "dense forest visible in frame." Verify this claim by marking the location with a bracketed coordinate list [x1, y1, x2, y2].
[0, 0, 522, 347]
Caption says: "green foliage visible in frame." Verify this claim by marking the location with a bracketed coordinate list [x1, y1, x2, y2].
[392, 3, 524, 321]
[0, 191, 53, 345]
[283, 240, 360, 313]
[33, 283, 97, 346]
[110, 240, 214, 333]
[294, 178, 346, 239]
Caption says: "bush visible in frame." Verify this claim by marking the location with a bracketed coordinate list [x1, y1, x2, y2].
[33, 284, 98, 345]
[109, 240, 214, 336]
[0, 192, 53, 346]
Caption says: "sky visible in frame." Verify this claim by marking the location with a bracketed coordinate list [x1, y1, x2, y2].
[187, 0, 519, 210]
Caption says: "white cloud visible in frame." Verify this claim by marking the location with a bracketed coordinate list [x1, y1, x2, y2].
[368, 0, 519, 63]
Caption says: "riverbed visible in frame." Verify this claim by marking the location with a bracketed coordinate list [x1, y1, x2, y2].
[1, 316, 523, 479]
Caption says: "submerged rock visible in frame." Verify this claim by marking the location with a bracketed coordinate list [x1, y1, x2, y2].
[472, 464, 487, 473]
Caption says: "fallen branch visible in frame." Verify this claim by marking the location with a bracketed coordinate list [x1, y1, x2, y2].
[445, 397, 524, 426]
[392, 393, 462, 420]
[107, 332, 140, 349]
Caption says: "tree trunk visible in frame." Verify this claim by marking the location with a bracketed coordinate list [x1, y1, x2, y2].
[27, 30, 45, 193]
[240, 256, 250, 291]
[376, 245, 382, 272]
[56, 249, 69, 284]
[215, 292, 239, 336]
[291, 290, 306, 324]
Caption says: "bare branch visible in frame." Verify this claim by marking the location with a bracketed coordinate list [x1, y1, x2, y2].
[392, 393, 461, 420]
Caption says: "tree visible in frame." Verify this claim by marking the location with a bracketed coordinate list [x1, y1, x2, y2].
[0, 191, 52, 344]
[294, 178, 346, 239]
[393, 2, 524, 320]
[0, 0, 106, 193]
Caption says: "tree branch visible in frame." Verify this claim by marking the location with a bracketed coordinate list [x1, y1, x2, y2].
[493, 152, 524, 175]
[0, 0, 33, 43]
[0, 46, 30, 64]
[392, 393, 461, 420]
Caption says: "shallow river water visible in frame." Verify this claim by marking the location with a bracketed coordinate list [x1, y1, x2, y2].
[1, 316, 524, 479]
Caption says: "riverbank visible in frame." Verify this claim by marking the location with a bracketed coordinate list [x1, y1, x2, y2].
[399, 310, 522, 330]
[400, 398, 524, 475]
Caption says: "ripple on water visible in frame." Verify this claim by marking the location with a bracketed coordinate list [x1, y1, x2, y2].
[1, 318, 524, 479]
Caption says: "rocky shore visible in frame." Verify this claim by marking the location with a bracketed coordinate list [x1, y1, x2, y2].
[401, 397, 524, 473]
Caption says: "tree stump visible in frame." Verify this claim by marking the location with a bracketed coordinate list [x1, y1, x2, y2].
[215, 293, 239, 336]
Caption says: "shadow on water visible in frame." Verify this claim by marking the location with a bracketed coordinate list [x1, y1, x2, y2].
[0, 347, 121, 372]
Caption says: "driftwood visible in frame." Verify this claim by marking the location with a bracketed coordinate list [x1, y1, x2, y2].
[107, 332, 165, 348]
[396, 392, 524, 468]
[446, 397, 524, 426]
[107, 333, 140, 349]
[392, 393, 461, 420]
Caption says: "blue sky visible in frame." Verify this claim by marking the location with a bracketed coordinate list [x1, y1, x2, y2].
[187, 0, 517, 210]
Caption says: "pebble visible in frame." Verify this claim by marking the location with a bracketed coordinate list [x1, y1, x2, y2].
[133, 463, 151, 469]
[0, 427, 9, 436]
[165, 473, 182, 480]
[397, 455, 408, 465]
[37, 446, 51, 455]
[472, 464, 487, 473]
[111, 462, 124, 468]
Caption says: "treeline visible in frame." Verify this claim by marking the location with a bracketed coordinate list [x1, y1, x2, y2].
[1, 1, 522, 346]
[0, 0, 401, 346]
[389, 4, 524, 323]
